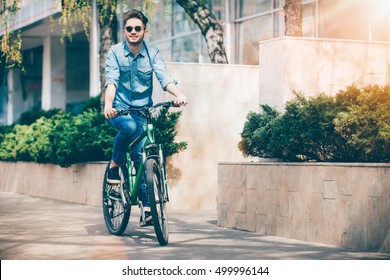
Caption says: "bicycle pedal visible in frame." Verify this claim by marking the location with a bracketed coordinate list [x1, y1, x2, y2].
[140, 217, 153, 227]
[109, 191, 121, 199]
[140, 210, 153, 227]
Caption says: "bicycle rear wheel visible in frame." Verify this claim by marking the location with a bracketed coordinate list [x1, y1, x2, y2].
[102, 162, 131, 235]
[145, 158, 169, 246]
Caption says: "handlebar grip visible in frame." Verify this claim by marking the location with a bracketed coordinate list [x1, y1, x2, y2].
[110, 109, 124, 119]
[167, 101, 181, 108]
[153, 101, 177, 108]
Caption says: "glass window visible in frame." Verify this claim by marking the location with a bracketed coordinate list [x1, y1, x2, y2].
[274, 0, 285, 9]
[274, 10, 285, 37]
[200, 35, 211, 63]
[170, 0, 226, 62]
[172, 34, 200, 62]
[172, 3, 198, 35]
[66, 36, 89, 91]
[20, 46, 43, 111]
[238, 14, 272, 64]
[209, 0, 226, 21]
[0, 53, 7, 124]
[371, 0, 390, 41]
[319, 0, 369, 40]
[238, 0, 272, 18]
[148, 1, 172, 42]
[302, 3, 316, 37]
[146, 0, 230, 64]
[153, 41, 172, 62]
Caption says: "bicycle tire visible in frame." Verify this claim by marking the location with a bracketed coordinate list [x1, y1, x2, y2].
[102, 162, 131, 235]
[145, 158, 169, 245]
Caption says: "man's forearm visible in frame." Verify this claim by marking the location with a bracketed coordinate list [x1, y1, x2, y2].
[105, 84, 116, 108]
[166, 83, 184, 98]
[104, 84, 117, 118]
[166, 82, 187, 106]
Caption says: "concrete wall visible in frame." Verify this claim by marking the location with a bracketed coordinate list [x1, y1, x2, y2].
[217, 162, 390, 253]
[259, 37, 390, 110]
[154, 63, 260, 210]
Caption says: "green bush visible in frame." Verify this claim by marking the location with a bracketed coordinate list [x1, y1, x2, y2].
[334, 85, 390, 162]
[81, 94, 101, 112]
[0, 125, 14, 143]
[0, 104, 187, 167]
[49, 109, 116, 167]
[152, 107, 187, 158]
[0, 110, 114, 166]
[17, 108, 62, 125]
[239, 85, 390, 162]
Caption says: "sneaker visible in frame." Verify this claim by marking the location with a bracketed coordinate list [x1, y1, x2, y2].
[107, 166, 121, 184]
[140, 211, 153, 227]
[109, 189, 121, 199]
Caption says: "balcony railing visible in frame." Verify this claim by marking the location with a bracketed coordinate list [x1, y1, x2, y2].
[0, 0, 61, 35]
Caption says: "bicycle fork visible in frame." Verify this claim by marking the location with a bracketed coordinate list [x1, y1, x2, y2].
[158, 145, 169, 203]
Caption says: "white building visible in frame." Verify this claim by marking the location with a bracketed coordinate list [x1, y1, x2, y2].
[1, 0, 389, 125]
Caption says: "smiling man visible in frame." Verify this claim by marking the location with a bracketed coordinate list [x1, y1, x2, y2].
[103, 9, 187, 226]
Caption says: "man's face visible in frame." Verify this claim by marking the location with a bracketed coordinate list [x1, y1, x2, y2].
[123, 18, 147, 45]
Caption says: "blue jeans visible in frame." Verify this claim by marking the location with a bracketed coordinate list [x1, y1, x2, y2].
[108, 111, 149, 207]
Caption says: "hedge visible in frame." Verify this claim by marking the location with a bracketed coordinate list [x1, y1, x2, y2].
[0, 105, 187, 167]
[238, 85, 390, 162]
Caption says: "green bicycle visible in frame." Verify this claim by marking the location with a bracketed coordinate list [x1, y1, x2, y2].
[102, 101, 179, 246]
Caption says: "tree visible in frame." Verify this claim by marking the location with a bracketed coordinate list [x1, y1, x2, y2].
[284, 0, 302, 36]
[0, 1, 22, 68]
[97, 0, 119, 109]
[176, 0, 228, 64]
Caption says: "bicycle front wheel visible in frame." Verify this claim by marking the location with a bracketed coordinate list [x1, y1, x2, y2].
[145, 158, 169, 246]
[102, 162, 131, 235]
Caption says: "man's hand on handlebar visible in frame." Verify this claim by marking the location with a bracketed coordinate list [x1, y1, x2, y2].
[174, 94, 187, 106]
[104, 107, 117, 119]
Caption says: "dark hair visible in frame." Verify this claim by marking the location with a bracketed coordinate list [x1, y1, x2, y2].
[123, 9, 149, 28]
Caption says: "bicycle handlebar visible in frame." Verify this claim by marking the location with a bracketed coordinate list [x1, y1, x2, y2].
[111, 101, 180, 119]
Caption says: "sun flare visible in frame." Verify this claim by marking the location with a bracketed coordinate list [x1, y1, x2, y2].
[373, 0, 390, 17]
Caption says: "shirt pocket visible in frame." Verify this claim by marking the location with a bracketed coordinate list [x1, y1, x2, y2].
[137, 66, 153, 84]
[119, 66, 132, 84]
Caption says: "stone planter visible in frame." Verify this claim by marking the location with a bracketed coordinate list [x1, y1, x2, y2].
[0, 160, 200, 210]
[0, 161, 106, 207]
[217, 162, 390, 253]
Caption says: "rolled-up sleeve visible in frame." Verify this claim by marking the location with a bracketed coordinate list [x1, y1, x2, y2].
[105, 47, 120, 88]
[151, 49, 177, 90]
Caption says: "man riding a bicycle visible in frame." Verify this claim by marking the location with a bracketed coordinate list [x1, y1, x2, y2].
[104, 9, 187, 226]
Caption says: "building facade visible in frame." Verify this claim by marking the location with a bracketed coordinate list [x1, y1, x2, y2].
[1, 0, 389, 124]
[146, 0, 390, 64]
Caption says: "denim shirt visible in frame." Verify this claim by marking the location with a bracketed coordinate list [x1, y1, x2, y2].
[105, 41, 176, 110]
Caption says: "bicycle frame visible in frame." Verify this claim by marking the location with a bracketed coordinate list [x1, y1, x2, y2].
[123, 114, 168, 207]
[123, 123, 151, 206]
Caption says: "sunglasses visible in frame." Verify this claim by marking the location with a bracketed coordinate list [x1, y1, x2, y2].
[125, 25, 143, 33]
